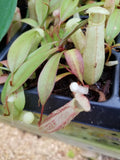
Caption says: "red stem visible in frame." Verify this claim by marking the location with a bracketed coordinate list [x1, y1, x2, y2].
[60, 63, 73, 74]
[4, 96, 10, 116]
[38, 105, 45, 126]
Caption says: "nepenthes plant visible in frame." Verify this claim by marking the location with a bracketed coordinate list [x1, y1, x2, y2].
[0, 0, 120, 133]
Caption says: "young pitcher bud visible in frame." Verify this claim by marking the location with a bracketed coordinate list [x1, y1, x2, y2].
[19, 111, 35, 124]
[83, 7, 109, 85]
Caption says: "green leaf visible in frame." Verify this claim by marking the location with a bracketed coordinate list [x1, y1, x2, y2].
[21, 18, 39, 28]
[12, 107, 20, 118]
[105, 9, 120, 45]
[7, 29, 44, 73]
[64, 49, 84, 84]
[35, 0, 49, 26]
[75, 2, 104, 14]
[14, 87, 25, 111]
[38, 52, 63, 106]
[27, 42, 55, 59]
[2, 44, 53, 100]
[9, 46, 58, 94]
[41, 31, 53, 45]
[0, 0, 17, 41]
[49, 0, 63, 13]
[28, 28, 45, 54]
[1, 78, 25, 112]
[7, 87, 25, 118]
[7, 102, 20, 119]
[1, 74, 11, 104]
[60, 0, 79, 22]
[28, 0, 37, 21]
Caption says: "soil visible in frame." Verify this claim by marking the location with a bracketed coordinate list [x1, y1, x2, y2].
[53, 65, 114, 102]
[0, 122, 119, 160]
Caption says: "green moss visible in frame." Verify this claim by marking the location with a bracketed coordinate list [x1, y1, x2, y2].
[67, 149, 75, 158]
